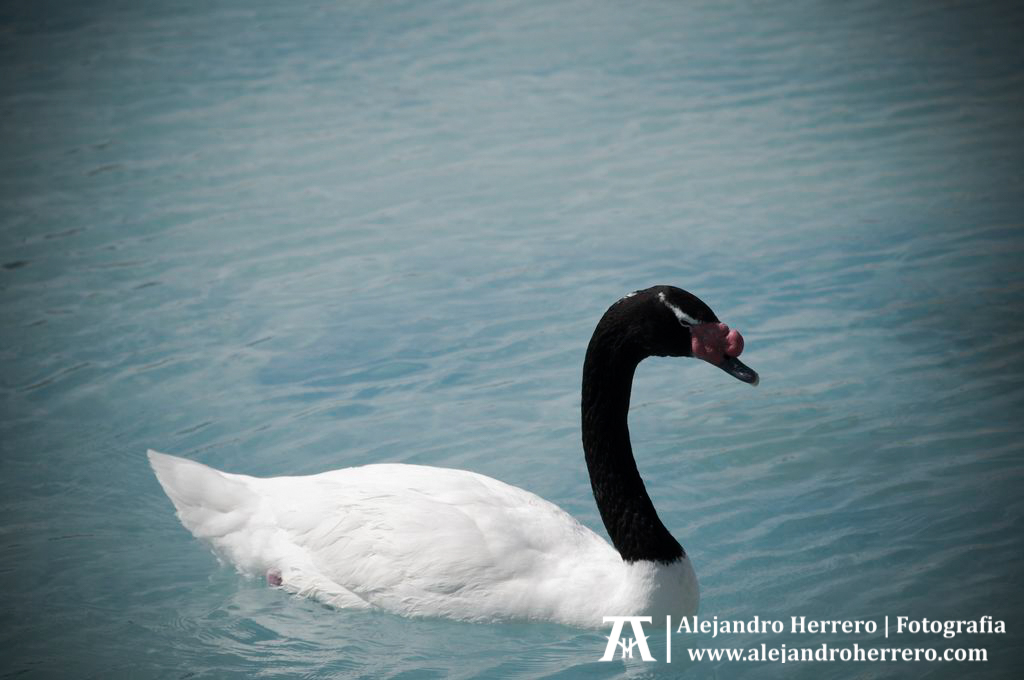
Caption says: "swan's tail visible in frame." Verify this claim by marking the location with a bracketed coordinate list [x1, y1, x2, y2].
[148, 450, 260, 545]
[147, 450, 358, 601]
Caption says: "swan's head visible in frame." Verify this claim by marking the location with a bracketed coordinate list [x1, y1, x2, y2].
[615, 285, 759, 386]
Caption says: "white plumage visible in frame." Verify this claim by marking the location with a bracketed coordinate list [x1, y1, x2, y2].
[148, 450, 698, 628]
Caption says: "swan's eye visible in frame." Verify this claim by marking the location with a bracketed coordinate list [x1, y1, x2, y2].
[657, 291, 700, 327]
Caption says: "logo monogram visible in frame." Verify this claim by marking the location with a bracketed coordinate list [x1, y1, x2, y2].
[600, 616, 655, 661]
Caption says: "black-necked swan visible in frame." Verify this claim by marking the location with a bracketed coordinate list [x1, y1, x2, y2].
[149, 285, 758, 628]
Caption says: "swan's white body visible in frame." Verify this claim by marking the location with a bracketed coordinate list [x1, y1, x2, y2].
[148, 450, 698, 628]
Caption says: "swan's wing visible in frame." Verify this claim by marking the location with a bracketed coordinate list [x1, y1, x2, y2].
[252, 464, 615, 619]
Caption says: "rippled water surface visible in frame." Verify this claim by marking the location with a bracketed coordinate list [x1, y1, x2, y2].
[3, 1, 1023, 678]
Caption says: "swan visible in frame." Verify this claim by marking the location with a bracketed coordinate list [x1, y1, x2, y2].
[148, 285, 758, 628]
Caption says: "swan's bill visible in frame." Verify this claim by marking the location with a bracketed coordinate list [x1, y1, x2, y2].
[717, 355, 759, 386]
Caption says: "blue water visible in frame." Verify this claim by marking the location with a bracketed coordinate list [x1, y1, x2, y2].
[3, 0, 1023, 677]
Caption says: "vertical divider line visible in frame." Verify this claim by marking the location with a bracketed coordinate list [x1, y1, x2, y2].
[666, 615, 672, 663]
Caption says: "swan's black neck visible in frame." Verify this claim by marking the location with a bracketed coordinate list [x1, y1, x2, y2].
[581, 308, 685, 564]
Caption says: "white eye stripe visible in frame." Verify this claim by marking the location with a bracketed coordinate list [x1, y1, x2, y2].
[658, 291, 700, 327]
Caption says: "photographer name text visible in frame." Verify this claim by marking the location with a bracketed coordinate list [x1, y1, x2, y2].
[675, 615, 1004, 640]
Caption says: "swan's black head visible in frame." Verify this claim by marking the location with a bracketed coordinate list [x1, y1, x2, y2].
[608, 285, 759, 385]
